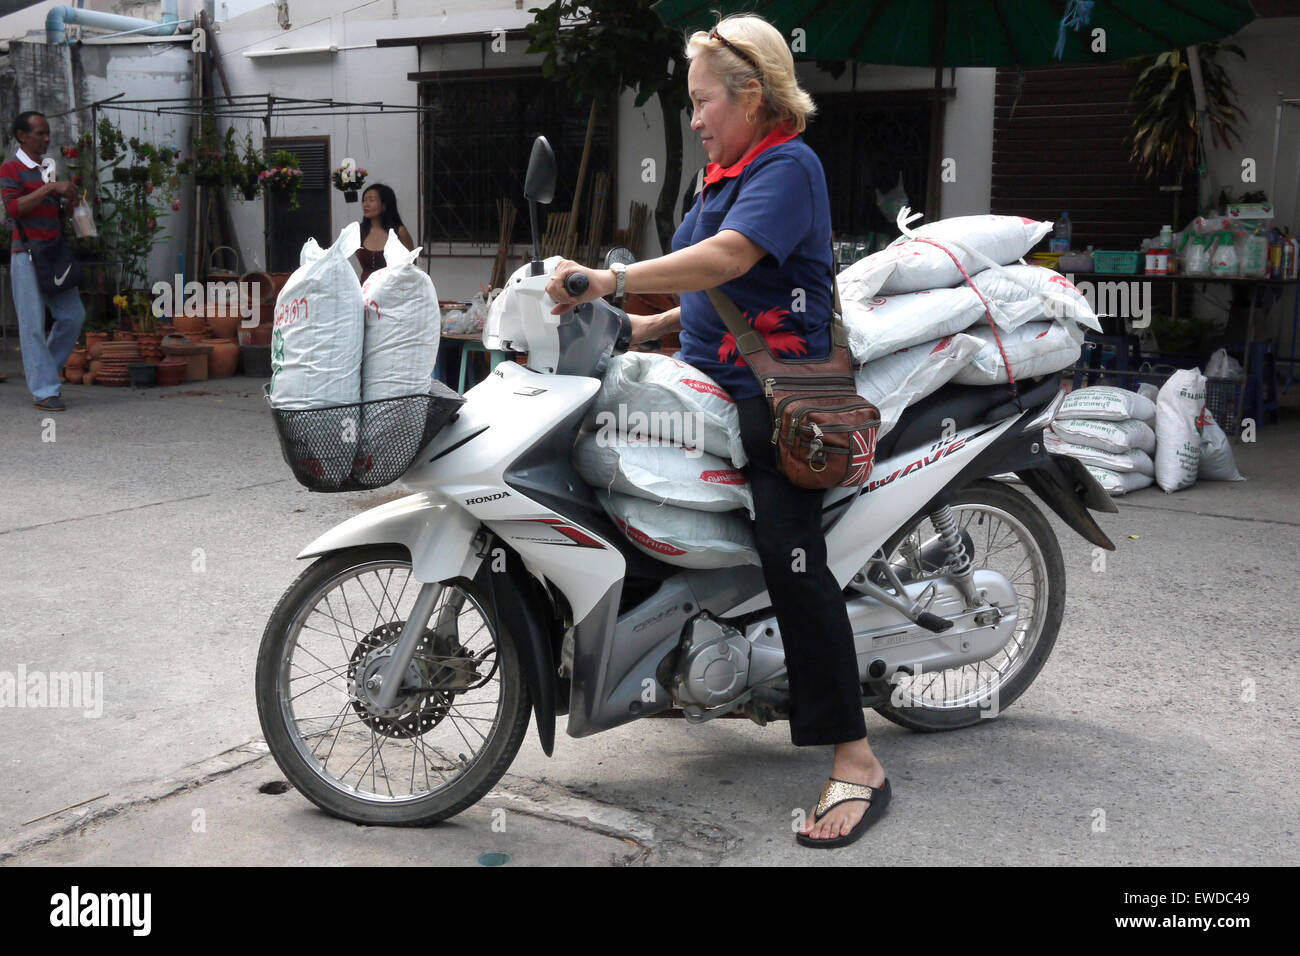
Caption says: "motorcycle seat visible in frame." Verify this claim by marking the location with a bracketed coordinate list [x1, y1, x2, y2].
[874, 374, 1060, 462]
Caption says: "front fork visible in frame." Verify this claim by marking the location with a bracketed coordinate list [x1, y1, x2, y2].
[367, 583, 472, 708]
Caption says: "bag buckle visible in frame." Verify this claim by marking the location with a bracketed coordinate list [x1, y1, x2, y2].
[808, 436, 826, 471]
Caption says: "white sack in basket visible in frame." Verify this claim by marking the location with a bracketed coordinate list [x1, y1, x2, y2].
[270, 221, 365, 410]
[360, 228, 440, 402]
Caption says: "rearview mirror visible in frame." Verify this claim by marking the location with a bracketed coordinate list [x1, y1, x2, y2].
[603, 246, 636, 269]
[523, 136, 556, 205]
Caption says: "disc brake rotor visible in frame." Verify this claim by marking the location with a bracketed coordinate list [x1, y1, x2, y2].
[346, 623, 471, 739]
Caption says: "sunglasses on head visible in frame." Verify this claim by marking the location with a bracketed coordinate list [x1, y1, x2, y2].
[709, 28, 762, 74]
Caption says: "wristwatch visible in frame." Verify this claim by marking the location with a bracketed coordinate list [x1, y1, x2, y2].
[610, 262, 627, 302]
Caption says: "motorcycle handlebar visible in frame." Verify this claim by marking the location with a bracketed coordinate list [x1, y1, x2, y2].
[564, 272, 589, 298]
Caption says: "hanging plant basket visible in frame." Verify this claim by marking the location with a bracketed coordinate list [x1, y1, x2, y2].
[241, 181, 259, 201]
[128, 166, 149, 183]
[111, 167, 131, 183]
[343, 189, 358, 203]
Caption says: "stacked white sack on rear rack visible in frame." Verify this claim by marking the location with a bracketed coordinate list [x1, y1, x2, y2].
[838, 212, 1101, 437]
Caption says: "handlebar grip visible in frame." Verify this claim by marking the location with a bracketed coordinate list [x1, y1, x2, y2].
[564, 272, 590, 297]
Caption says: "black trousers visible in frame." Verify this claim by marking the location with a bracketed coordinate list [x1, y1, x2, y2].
[737, 395, 868, 747]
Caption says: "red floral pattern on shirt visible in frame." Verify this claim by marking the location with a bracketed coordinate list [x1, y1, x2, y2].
[717, 306, 809, 367]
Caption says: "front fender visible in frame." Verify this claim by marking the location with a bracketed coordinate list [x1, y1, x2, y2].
[297, 491, 481, 583]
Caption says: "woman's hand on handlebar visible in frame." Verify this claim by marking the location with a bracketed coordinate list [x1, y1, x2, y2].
[545, 260, 614, 315]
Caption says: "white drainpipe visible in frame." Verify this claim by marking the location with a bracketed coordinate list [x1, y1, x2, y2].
[47, 0, 181, 45]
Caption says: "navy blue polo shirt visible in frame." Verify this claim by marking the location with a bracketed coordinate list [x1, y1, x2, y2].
[672, 131, 834, 400]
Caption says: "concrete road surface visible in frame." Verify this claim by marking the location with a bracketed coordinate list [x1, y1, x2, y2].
[1, 359, 1296, 865]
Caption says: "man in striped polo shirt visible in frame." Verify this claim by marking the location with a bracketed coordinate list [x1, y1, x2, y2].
[2, 110, 85, 410]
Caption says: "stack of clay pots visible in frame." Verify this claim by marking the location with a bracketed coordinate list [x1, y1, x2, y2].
[172, 311, 209, 340]
[91, 340, 142, 386]
[136, 331, 164, 362]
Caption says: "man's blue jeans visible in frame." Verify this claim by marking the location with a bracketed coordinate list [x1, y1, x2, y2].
[10, 250, 85, 400]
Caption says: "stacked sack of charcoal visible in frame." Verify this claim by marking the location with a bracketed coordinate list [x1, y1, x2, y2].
[1046, 385, 1158, 495]
[837, 214, 1102, 436]
[573, 352, 759, 569]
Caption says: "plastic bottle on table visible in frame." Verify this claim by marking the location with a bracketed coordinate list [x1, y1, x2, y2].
[1211, 231, 1238, 277]
[1241, 227, 1269, 278]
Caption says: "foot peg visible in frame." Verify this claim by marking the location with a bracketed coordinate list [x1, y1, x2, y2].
[915, 612, 953, 633]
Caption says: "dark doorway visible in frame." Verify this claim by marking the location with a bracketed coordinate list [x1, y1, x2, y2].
[266, 136, 331, 272]
[802, 91, 934, 241]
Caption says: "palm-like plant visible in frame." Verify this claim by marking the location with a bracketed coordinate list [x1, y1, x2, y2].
[1128, 43, 1245, 182]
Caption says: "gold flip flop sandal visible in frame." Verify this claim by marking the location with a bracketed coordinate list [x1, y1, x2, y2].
[796, 776, 891, 849]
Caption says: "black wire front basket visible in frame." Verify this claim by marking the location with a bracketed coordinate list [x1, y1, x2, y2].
[266, 381, 465, 492]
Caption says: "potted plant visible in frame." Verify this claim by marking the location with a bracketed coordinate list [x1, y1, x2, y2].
[234, 134, 265, 201]
[331, 162, 368, 203]
[260, 149, 302, 210]
[1128, 42, 1246, 210]
[193, 118, 225, 186]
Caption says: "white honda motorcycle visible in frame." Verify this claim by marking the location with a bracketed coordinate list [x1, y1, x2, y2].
[255, 137, 1117, 825]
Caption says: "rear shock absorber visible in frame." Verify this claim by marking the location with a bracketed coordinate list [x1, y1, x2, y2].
[929, 504, 981, 607]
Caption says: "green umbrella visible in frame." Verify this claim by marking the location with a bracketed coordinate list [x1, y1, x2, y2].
[650, 0, 1255, 67]
[653, 0, 1256, 214]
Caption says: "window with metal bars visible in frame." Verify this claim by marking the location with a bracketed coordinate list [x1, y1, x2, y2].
[418, 71, 614, 245]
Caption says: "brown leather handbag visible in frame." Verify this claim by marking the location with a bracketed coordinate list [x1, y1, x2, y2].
[706, 278, 880, 490]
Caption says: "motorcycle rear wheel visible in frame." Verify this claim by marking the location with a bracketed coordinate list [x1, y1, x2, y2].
[255, 545, 530, 825]
[871, 480, 1065, 732]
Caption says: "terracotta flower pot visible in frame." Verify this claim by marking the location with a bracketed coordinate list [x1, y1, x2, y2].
[206, 309, 241, 341]
[173, 313, 208, 336]
[85, 331, 109, 350]
[66, 369, 84, 384]
[156, 359, 186, 387]
[66, 348, 89, 372]
[203, 337, 239, 378]
[82, 372, 96, 386]
[112, 329, 137, 342]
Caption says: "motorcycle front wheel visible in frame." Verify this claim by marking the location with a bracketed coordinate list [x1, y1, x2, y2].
[255, 545, 531, 825]
[870, 479, 1066, 731]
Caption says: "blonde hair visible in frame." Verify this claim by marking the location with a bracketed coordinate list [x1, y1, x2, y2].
[685, 13, 816, 135]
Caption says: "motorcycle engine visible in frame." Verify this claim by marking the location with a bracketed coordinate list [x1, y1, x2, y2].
[672, 613, 751, 709]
